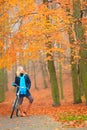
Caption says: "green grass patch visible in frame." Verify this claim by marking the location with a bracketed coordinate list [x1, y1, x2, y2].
[59, 113, 87, 122]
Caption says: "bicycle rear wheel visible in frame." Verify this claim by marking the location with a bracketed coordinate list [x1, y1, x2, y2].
[10, 96, 19, 118]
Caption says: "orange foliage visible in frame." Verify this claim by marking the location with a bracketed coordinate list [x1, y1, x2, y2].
[0, 41, 4, 53]
[0, 0, 86, 69]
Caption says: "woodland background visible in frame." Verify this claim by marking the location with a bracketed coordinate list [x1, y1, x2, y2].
[0, 0, 87, 128]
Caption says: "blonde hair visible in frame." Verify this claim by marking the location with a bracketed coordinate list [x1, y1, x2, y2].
[16, 66, 25, 76]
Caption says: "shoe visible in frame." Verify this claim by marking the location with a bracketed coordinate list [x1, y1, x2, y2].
[19, 105, 26, 117]
[23, 111, 27, 116]
[20, 112, 26, 117]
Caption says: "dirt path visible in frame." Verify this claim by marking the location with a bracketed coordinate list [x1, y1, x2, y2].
[0, 115, 63, 130]
[0, 115, 87, 130]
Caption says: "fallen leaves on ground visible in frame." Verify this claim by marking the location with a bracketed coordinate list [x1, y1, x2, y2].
[0, 87, 87, 128]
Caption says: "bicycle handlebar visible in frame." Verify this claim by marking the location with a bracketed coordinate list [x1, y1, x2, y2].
[12, 82, 19, 88]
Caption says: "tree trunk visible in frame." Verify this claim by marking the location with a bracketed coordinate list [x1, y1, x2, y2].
[33, 61, 38, 89]
[0, 69, 5, 102]
[71, 63, 82, 103]
[40, 56, 48, 89]
[79, 44, 87, 105]
[59, 62, 64, 99]
[4, 69, 8, 91]
[48, 59, 60, 106]
[71, 0, 87, 104]
[43, 0, 60, 106]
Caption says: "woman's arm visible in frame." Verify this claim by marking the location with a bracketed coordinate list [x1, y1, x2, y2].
[25, 74, 31, 90]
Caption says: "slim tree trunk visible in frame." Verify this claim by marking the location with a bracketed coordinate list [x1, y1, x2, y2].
[59, 62, 64, 99]
[0, 69, 5, 102]
[4, 69, 8, 91]
[33, 61, 38, 89]
[0, 4, 6, 102]
[40, 56, 48, 89]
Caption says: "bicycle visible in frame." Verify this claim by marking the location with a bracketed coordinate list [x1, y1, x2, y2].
[10, 83, 20, 119]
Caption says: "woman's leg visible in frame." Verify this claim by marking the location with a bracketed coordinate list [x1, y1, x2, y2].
[24, 95, 33, 115]
[19, 96, 26, 117]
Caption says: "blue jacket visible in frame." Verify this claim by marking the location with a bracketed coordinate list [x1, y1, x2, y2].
[15, 74, 31, 94]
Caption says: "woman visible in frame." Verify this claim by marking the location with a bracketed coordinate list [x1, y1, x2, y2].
[14, 66, 33, 117]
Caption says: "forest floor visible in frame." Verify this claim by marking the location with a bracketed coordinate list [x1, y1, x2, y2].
[0, 72, 87, 128]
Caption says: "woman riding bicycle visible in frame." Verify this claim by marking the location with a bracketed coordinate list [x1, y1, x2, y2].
[14, 66, 33, 117]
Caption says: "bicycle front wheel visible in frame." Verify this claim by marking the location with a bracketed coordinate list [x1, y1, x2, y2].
[16, 108, 19, 117]
[10, 96, 19, 118]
